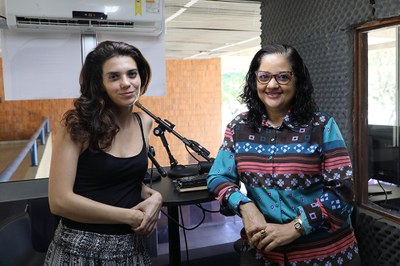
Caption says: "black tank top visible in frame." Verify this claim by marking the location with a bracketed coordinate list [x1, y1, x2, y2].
[62, 113, 148, 234]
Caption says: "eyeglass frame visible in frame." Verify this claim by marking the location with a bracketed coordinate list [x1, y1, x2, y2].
[255, 71, 293, 85]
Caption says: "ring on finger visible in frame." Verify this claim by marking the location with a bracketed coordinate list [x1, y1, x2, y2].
[259, 229, 267, 238]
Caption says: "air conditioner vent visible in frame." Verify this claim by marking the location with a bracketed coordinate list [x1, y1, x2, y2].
[16, 16, 137, 29]
[6, 0, 164, 36]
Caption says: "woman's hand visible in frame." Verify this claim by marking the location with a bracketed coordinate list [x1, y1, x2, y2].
[251, 221, 302, 252]
[129, 210, 145, 229]
[240, 203, 301, 250]
[131, 188, 162, 236]
[239, 202, 268, 247]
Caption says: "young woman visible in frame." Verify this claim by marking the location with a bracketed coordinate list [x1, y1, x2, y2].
[45, 41, 162, 265]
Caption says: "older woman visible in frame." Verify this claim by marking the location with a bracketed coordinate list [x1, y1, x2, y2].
[207, 44, 360, 266]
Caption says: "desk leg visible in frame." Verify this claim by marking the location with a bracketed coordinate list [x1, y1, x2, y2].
[167, 205, 181, 266]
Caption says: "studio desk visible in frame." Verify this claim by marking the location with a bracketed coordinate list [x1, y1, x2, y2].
[146, 165, 214, 266]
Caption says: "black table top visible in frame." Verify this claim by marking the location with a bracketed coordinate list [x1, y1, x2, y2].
[147, 172, 214, 207]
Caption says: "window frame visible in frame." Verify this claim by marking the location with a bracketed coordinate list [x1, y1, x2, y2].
[354, 16, 400, 223]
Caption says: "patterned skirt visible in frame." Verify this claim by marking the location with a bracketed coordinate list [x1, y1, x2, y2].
[44, 221, 152, 266]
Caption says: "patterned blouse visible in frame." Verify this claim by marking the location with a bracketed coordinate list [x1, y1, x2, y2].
[207, 111, 359, 266]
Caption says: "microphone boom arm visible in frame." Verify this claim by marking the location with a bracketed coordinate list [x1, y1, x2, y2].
[135, 102, 213, 162]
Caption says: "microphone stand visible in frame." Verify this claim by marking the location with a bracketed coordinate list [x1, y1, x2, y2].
[145, 146, 167, 184]
[135, 102, 213, 179]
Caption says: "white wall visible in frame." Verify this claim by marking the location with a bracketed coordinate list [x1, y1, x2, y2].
[0, 0, 166, 100]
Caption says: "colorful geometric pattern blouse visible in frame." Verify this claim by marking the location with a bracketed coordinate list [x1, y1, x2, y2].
[207, 111, 359, 265]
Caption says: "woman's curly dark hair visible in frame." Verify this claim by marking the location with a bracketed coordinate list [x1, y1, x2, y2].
[239, 44, 317, 130]
[63, 41, 151, 152]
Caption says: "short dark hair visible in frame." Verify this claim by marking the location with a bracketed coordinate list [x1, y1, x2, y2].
[239, 44, 317, 129]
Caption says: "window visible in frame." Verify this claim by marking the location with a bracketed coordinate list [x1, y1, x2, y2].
[354, 17, 400, 222]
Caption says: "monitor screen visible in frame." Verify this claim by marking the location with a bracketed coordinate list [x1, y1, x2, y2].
[368, 124, 400, 186]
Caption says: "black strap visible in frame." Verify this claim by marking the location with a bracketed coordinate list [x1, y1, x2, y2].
[134, 112, 147, 148]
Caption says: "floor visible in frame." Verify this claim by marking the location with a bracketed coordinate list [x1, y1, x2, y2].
[152, 217, 243, 265]
[149, 200, 244, 264]
[157, 209, 243, 254]
[152, 242, 241, 266]
[0, 137, 49, 182]
[0, 140, 32, 181]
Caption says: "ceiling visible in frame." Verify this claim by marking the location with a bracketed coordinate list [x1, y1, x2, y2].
[164, 0, 262, 60]
[0, 0, 262, 60]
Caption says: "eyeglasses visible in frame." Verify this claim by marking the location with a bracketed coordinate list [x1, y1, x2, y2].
[255, 71, 293, 85]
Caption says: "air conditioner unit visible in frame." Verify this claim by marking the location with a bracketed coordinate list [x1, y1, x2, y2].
[5, 0, 164, 36]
